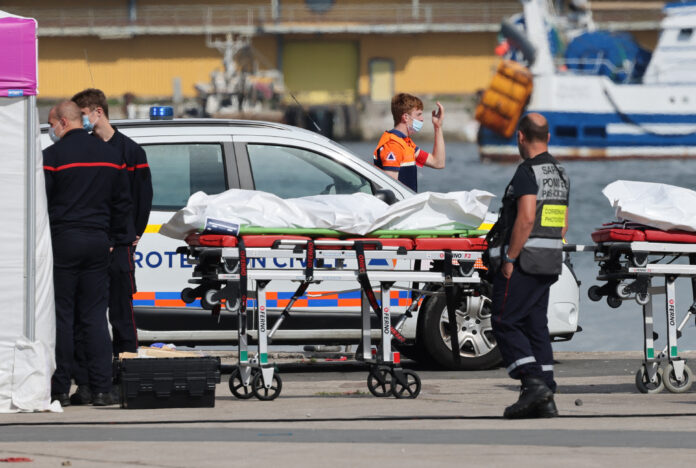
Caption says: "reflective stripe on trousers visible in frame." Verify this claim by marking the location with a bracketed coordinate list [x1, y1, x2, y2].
[506, 356, 536, 374]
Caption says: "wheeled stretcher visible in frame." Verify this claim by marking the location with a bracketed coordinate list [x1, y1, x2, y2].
[177, 228, 488, 400]
[588, 222, 696, 393]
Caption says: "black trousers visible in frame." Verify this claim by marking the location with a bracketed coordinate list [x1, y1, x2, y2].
[52, 229, 112, 395]
[73, 244, 138, 387]
[108, 244, 138, 355]
[491, 267, 558, 392]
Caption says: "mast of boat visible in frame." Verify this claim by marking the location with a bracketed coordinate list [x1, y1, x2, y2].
[521, 0, 556, 76]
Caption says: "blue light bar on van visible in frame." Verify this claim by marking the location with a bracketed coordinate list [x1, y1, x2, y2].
[149, 106, 174, 120]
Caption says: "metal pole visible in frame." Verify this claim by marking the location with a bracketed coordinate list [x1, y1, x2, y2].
[129, 0, 137, 23]
[271, 0, 279, 23]
[25, 95, 37, 341]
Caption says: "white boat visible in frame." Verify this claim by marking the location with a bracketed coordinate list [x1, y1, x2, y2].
[477, 0, 696, 161]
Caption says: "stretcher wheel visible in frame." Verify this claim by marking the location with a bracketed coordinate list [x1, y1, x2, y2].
[616, 284, 631, 299]
[663, 363, 694, 393]
[200, 289, 220, 309]
[392, 370, 421, 399]
[631, 254, 648, 268]
[607, 295, 622, 309]
[180, 287, 197, 304]
[223, 260, 239, 274]
[251, 371, 282, 401]
[224, 297, 241, 312]
[635, 292, 650, 306]
[635, 366, 664, 394]
[588, 285, 603, 302]
[367, 367, 394, 397]
[228, 367, 254, 399]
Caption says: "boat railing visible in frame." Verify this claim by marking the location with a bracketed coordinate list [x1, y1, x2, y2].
[555, 57, 636, 83]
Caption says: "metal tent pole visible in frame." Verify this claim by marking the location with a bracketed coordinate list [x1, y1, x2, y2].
[24, 94, 36, 341]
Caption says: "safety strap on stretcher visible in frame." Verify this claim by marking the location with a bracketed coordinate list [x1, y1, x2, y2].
[272, 240, 316, 330]
[238, 237, 248, 318]
[354, 242, 406, 344]
[442, 250, 461, 366]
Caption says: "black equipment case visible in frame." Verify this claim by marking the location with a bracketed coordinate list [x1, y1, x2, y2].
[118, 357, 221, 409]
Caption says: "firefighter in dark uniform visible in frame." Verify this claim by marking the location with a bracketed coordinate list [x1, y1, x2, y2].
[44, 101, 134, 407]
[69, 89, 153, 405]
[487, 113, 569, 419]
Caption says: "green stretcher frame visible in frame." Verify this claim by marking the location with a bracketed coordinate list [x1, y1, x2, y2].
[236, 226, 488, 238]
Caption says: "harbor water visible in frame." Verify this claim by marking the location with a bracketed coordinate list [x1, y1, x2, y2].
[344, 141, 696, 352]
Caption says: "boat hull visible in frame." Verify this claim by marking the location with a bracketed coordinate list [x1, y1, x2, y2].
[479, 110, 696, 162]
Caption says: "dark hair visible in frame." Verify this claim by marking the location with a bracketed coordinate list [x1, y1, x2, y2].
[518, 114, 548, 142]
[391, 93, 423, 126]
[71, 88, 109, 118]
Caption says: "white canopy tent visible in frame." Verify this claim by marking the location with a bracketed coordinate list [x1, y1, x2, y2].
[0, 11, 57, 412]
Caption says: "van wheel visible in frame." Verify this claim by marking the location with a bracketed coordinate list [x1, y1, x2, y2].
[421, 290, 501, 370]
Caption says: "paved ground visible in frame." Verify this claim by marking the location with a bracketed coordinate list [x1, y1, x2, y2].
[2, 352, 696, 467]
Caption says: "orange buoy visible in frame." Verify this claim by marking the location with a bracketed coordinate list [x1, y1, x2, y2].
[475, 60, 533, 138]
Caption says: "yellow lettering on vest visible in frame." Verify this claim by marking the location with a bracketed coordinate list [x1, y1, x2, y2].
[541, 205, 567, 228]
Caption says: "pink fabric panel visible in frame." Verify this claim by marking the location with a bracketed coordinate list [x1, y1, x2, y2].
[0, 16, 37, 97]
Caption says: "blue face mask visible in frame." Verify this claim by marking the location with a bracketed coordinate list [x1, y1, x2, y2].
[83, 114, 95, 132]
[48, 126, 60, 143]
[409, 116, 424, 134]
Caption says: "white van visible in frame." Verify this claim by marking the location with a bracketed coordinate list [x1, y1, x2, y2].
[41, 116, 580, 369]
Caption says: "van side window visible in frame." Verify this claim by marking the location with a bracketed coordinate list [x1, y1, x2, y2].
[247, 144, 373, 198]
[143, 143, 226, 210]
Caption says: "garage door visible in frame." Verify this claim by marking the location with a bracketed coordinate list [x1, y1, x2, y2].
[283, 41, 358, 105]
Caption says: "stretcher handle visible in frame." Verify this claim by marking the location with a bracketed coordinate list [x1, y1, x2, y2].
[271, 239, 309, 249]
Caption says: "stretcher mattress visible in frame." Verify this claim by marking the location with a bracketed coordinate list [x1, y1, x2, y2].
[187, 234, 488, 251]
[414, 237, 487, 251]
[186, 234, 315, 248]
[592, 228, 696, 244]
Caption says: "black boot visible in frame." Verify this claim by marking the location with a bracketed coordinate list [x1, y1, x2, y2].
[535, 397, 559, 418]
[51, 393, 70, 407]
[503, 377, 553, 419]
[69, 385, 92, 405]
[92, 392, 115, 406]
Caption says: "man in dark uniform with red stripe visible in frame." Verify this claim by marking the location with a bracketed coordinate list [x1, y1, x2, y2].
[44, 101, 134, 407]
[70, 89, 153, 404]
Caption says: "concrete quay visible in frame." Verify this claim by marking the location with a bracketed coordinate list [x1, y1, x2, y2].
[2, 351, 696, 467]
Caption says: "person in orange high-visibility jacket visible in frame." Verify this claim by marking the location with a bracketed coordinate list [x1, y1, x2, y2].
[373, 93, 446, 192]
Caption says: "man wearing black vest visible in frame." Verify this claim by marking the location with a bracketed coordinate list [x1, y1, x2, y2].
[488, 113, 569, 419]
